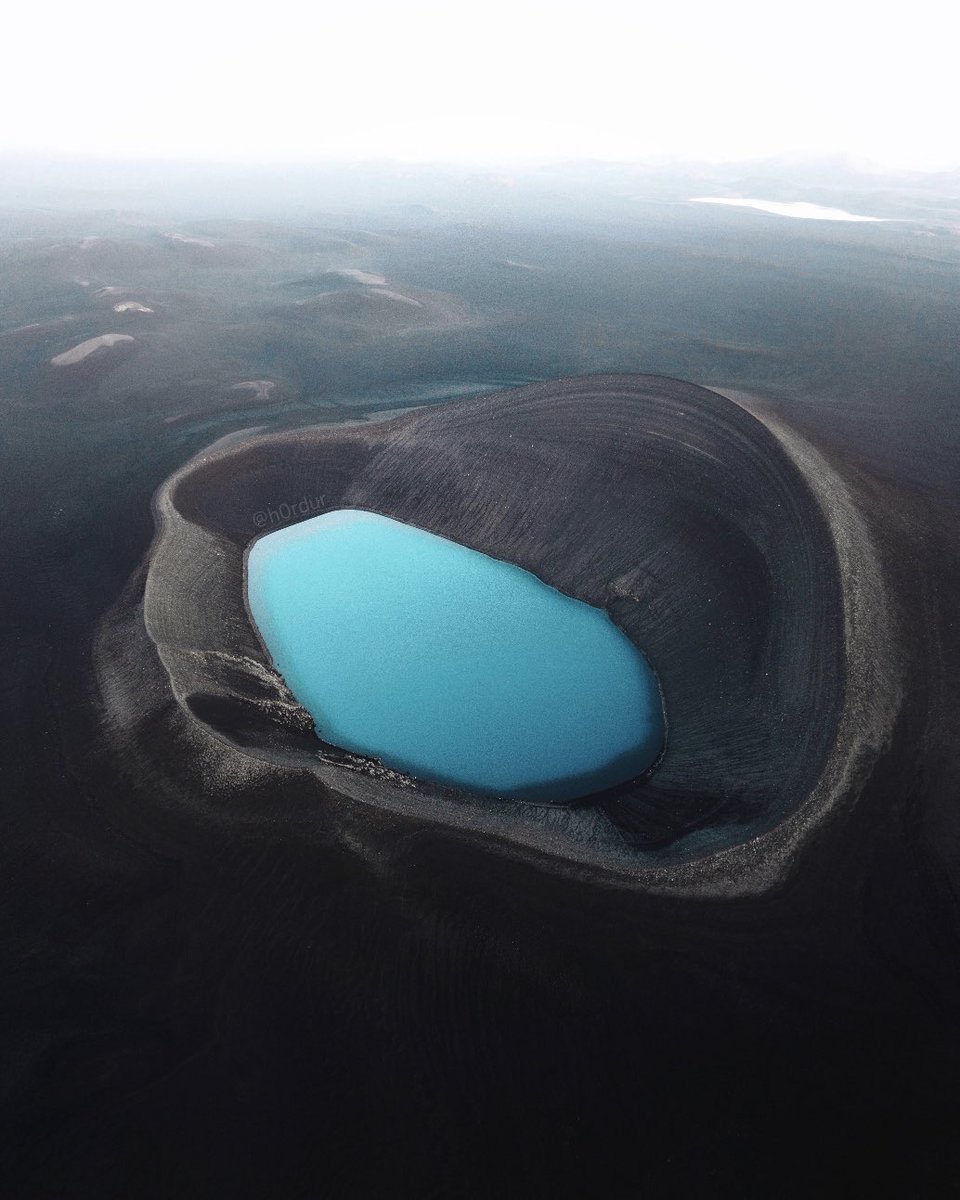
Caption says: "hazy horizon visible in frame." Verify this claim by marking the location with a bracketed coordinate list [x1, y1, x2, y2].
[6, 0, 958, 171]
[2, 149, 958, 175]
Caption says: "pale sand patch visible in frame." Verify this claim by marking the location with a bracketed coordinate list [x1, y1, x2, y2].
[294, 291, 339, 306]
[3, 316, 77, 337]
[689, 197, 891, 222]
[50, 333, 134, 367]
[329, 268, 388, 285]
[164, 233, 216, 248]
[502, 258, 544, 271]
[113, 302, 154, 314]
[231, 380, 276, 401]
[368, 287, 423, 308]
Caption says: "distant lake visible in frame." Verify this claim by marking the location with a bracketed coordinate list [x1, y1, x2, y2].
[689, 197, 891, 222]
[246, 509, 664, 802]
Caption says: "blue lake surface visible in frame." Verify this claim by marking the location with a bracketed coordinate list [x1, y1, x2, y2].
[246, 509, 664, 802]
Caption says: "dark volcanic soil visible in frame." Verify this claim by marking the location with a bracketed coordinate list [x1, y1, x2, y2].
[5, 169, 960, 1196]
[5, 369, 960, 1197]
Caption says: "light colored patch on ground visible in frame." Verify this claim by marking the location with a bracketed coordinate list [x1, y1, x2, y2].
[2, 316, 77, 338]
[50, 333, 134, 367]
[368, 287, 423, 308]
[113, 301, 154, 313]
[329, 268, 388, 285]
[231, 380, 276, 400]
[164, 232, 216, 247]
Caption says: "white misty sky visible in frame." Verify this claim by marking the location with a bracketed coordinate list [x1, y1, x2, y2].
[3, 0, 957, 169]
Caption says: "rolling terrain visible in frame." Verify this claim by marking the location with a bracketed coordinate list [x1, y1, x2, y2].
[2, 160, 960, 1197]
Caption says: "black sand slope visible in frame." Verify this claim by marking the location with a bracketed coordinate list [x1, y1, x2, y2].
[5, 370, 960, 1197]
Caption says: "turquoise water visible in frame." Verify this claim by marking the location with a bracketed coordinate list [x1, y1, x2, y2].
[246, 509, 664, 802]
